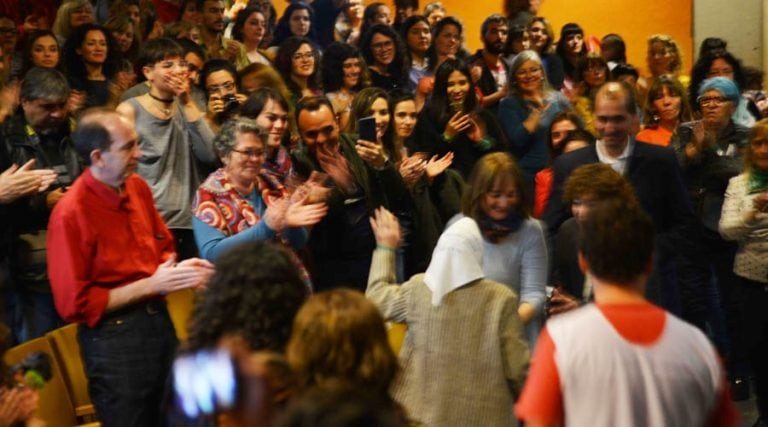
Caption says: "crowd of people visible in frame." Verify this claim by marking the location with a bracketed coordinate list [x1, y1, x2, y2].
[0, 0, 767, 426]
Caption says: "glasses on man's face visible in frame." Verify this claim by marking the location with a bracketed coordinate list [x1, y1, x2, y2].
[208, 81, 235, 94]
[0, 27, 16, 36]
[292, 51, 314, 61]
[231, 147, 265, 159]
[371, 40, 394, 51]
[697, 95, 729, 107]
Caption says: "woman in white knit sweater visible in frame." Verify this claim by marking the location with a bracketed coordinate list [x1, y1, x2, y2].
[719, 118, 768, 423]
[367, 208, 529, 426]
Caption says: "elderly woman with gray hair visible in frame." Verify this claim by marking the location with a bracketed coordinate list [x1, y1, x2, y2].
[671, 76, 750, 393]
[498, 49, 570, 201]
[192, 118, 328, 281]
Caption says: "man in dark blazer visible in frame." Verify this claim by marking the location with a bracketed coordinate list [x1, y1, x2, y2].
[542, 81, 694, 308]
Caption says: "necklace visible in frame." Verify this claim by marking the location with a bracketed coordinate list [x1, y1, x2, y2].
[148, 92, 174, 116]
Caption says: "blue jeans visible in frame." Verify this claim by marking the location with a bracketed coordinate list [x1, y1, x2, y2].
[79, 300, 177, 427]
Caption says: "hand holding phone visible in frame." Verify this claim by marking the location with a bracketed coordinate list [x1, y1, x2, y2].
[358, 116, 377, 142]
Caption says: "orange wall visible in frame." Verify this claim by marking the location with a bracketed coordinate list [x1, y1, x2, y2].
[274, 0, 693, 77]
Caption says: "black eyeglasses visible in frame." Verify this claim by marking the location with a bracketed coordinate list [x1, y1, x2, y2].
[231, 148, 265, 158]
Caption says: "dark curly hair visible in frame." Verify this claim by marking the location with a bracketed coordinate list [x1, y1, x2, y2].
[63, 23, 120, 90]
[274, 36, 321, 100]
[689, 50, 746, 113]
[359, 24, 408, 88]
[231, 5, 263, 43]
[321, 42, 370, 93]
[270, 2, 318, 47]
[186, 241, 308, 352]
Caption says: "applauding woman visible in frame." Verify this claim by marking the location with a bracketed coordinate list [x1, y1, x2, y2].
[117, 38, 217, 258]
[719, 119, 768, 424]
[192, 118, 327, 288]
[498, 50, 570, 200]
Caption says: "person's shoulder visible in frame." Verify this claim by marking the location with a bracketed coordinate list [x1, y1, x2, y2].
[553, 145, 597, 170]
[727, 172, 749, 188]
[547, 304, 597, 334]
[477, 278, 520, 303]
[633, 140, 677, 161]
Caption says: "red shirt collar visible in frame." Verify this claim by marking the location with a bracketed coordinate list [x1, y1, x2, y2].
[82, 168, 130, 210]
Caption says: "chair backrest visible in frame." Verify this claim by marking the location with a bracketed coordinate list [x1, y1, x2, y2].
[4, 336, 78, 427]
[46, 324, 92, 410]
[166, 288, 197, 342]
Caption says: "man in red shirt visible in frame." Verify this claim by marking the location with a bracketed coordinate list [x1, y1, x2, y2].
[46, 109, 214, 426]
[516, 201, 737, 427]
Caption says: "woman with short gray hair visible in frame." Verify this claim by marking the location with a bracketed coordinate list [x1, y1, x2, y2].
[192, 117, 328, 285]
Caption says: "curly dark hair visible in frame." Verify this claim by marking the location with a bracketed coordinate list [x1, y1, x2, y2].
[689, 50, 746, 113]
[231, 5, 266, 44]
[359, 24, 408, 88]
[321, 42, 369, 93]
[270, 2, 318, 47]
[274, 36, 322, 99]
[63, 23, 120, 89]
[186, 241, 308, 352]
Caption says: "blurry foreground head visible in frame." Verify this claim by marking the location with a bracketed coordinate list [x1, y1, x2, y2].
[578, 200, 655, 285]
[286, 289, 398, 394]
[187, 241, 307, 353]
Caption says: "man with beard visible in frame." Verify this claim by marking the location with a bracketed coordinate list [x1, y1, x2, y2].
[0, 67, 79, 344]
[198, 0, 248, 68]
[470, 14, 509, 113]
[292, 96, 407, 292]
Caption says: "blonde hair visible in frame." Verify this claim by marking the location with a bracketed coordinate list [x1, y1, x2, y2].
[53, 0, 93, 40]
[647, 34, 683, 74]
[746, 118, 768, 173]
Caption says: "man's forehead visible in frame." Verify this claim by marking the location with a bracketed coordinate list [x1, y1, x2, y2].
[298, 106, 334, 129]
[595, 93, 632, 116]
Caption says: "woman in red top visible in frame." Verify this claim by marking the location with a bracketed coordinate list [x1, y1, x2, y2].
[533, 111, 583, 217]
[636, 75, 692, 147]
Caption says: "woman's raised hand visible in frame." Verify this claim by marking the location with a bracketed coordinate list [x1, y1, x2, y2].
[369, 207, 401, 249]
[424, 152, 454, 178]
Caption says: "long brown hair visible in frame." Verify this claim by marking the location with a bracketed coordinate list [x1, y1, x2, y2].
[286, 290, 399, 394]
[462, 152, 530, 221]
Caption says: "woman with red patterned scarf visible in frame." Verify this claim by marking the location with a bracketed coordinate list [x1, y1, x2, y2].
[192, 118, 328, 288]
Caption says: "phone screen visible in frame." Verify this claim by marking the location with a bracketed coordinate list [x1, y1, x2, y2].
[358, 116, 377, 142]
[173, 349, 237, 418]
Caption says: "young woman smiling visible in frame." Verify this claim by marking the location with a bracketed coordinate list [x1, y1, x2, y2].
[412, 58, 506, 178]
[231, 5, 270, 66]
[360, 24, 408, 92]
